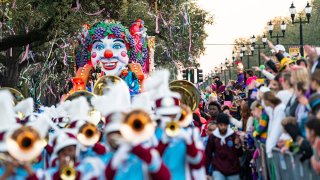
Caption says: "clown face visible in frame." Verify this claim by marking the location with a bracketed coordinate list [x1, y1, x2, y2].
[91, 37, 129, 76]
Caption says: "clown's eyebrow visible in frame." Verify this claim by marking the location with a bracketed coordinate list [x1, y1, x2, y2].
[92, 39, 103, 44]
[113, 39, 125, 44]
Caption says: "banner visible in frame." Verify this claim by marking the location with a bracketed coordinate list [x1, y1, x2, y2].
[288, 46, 300, 58]
[288, 46, 315, 58]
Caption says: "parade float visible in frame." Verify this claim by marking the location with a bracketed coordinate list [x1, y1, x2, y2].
[63, 19, 156, 100]
[63, 19, 199, 119]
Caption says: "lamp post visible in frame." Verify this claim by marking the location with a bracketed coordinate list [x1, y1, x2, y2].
[220, 62, 227, 85]
[240, 44, 246, 61]
[251, 34, 267, 77]
[241, 44, 254, 69]
[289, 1, 312, 57]
[225, 58, 233, 81]
[209, 71, 214, 85]
[214, 67, 219, 86]
[232, 51, 237, 66]
[268, 20, 287, 44]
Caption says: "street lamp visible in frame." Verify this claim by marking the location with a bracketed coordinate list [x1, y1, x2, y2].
[221, 62, 227, 85]
[251, 35, 257, 46]
[289, 1, 312, 57]
[240, 44, 246, 61]
[251, 34, 267, 77]
[262, 34, 267, 45]
[225, 58, 233, 81]
[214, 67, 218, 74]
[241, 44, 254, 69]
[239, 51, 244, 61]
[268, 20, 287, 44]
[209, 71, 214, 85]
[232, 51, 237, 63]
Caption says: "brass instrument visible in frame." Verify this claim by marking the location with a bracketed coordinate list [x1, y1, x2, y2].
[60, 156, 76, 180]
[93, 75, 125, 96]
[6, 126, 44, 162]
[178, 104, 193, 128]
[120, 110, 155, 143]
[88, 109, 103, 125]
[165, 121, 180, 137]
[0, 87, 24, 105]
[169, 80, 200, 111]
[65, 90, 95, 102]
[77, 122, 101, 146]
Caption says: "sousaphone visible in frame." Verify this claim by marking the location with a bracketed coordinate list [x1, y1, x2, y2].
[169, 80, 200, 111]
[65, 90, 95, 102]
[0, 87, 24, 105]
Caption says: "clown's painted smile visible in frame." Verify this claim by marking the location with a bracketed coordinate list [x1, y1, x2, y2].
[101, 60, 118, 70]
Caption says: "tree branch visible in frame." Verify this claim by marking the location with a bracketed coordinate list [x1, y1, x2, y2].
[0, 18, 54, 51]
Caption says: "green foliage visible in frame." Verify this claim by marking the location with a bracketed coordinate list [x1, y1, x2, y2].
[231, 0, 320, 73]
[0, 0, 213, 104]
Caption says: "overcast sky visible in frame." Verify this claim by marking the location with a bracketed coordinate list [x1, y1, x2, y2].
[196, 0, 309, 75]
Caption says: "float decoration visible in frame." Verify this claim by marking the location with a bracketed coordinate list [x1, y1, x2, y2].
[65, 19, 155, 100]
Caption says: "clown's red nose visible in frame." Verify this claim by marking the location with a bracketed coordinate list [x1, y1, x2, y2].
[104, 50, 113, 58]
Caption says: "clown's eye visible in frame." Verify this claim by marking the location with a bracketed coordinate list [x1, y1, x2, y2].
[94, 43, 105, 50]
[113, 43, 123, 49]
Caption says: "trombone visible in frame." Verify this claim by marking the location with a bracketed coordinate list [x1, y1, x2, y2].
[120, 110, 155, 144]
[60, 156, 76, 180]
[6, 126, 44, 162]
[77, 122, 101, 146]
[165, 121, 180, 137]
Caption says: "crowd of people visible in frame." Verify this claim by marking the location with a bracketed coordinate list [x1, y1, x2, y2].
[0, 26, 320, 179]
[196, 41, 320, 179]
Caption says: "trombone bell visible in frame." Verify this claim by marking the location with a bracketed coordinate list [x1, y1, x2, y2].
[120, 110, 155, 144]
[6, 126, 44, 162]
[60, 157, 76, 180]
[77, 123, 101, 146]
[165, 121, 180, 137]
[60, 166, 76, 180]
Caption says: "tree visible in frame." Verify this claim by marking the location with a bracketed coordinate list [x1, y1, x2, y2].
[231, 0, 320, 73]
[0, 0, 213, 105]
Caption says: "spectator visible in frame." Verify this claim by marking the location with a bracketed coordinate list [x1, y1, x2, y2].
[205, 113, 242, 180]
[282, 117, 313, 162]
[296, 58, 308, 68]
[308, 93, 320, 119]
[214, 76, 223, 91]
[311, 70, 320, 94]
[277, 72, 295, 107]
[203, 122, 217, 146]
[240, 101, 253, 132]
[262, 91, 286, 158]
[305, 118, 320, 174]
[244, 69, 257, 86]
[207, 102, 221, 123]
[269, 74, 282, 93]
[201, 102, 221, 137]
[251, 101, 269, 144]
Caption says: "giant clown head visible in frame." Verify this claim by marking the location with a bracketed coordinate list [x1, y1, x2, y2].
[81, 22, 138, 76]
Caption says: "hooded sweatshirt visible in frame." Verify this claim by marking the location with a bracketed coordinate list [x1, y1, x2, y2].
[205, 127, 242, 176]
